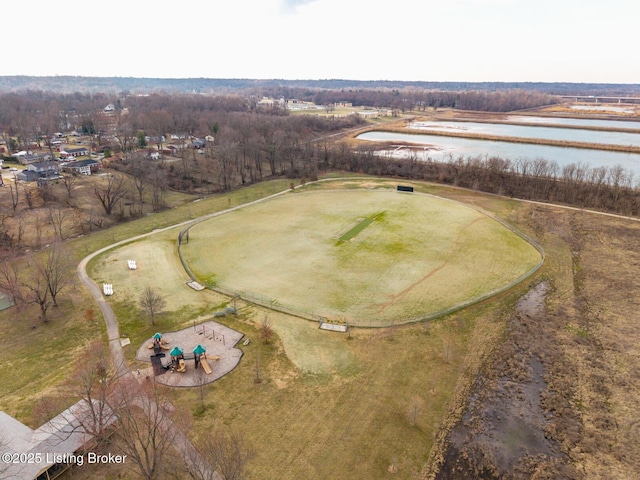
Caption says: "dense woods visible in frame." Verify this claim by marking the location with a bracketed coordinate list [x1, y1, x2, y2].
[271, 88, 560, 112]
[2, 90, 640, 257]
[2, 76, 640, 96]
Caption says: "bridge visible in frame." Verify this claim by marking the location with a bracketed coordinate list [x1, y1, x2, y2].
[561, 95, 640, 104]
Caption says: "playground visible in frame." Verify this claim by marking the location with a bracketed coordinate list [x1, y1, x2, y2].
[134, 321, 244, 387]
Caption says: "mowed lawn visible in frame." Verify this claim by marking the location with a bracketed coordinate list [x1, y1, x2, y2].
[75, 180, 541, 479]
[181, 189, 542, 325]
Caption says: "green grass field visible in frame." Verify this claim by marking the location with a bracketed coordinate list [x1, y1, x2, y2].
[180, 189, 542, 326]
[0, 179, 539, 480]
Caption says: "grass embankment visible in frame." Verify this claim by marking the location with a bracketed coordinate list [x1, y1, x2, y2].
[0, 295, 102, 425]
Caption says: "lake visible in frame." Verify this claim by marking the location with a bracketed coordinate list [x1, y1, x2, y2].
[356, 130, 640, 177]
[408, 121, 640, 148]
[506, 116, 640, 130]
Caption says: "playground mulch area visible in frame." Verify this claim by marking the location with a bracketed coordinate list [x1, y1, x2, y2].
[134, 321, 245, 387]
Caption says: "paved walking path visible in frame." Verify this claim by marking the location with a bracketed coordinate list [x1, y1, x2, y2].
[75, 176, 640, 478]
[77, 238, 220, 478]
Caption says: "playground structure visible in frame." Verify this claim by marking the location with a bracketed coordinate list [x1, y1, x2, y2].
[148, 332, 170, 353]
[170, 346, 186, 373]
[134, 321, 244, 387]
[197, 323, 227, 345]
[177, 359, 186, 372]
[193, 344, 212, 374]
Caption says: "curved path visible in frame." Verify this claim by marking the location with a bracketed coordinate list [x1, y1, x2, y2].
[75, 176, 639, 477]
[76, 180, 314, 478]
[77, 231, 220, 478]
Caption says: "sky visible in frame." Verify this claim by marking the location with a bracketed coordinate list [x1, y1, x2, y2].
[4, 0, 639, 83]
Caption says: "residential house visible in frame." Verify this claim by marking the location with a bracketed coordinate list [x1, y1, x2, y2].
[104, 103, 115, 112]
[162, 145, 179, 155]
[145, 135, 165, 145]
[18, 161, 60, 183]
[17, 152, 53, 165]
[61, 159, 102, 176]
[60, 146, 89, 159]
[16, 170, 39, 182]
[188, 138, 206, 149]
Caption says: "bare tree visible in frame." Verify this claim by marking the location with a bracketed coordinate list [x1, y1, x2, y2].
[112, 377, 179, 480]
[194, 366, 209, 413]
[139, 286, 167, 325]
[193, 430, 255, 480]
[68, 341, 121, 447]
[23, 184, 35, 209]
[94, 173, 127, 215]
[130, 155, 149, 215]
[22, 258, 51, 322]
[46, 205, 69, 241]
[8, 179, 19, 214]
[33, 341, 121, 450]
[149, 167, 168, 212]
[33, 211, 48, 248]
[259, 315, 273, 344]
[0, 254, 24, 308]
[61, 173, 79, 201]
[38, 244, 72, 307]
[10, 245, 72, 321]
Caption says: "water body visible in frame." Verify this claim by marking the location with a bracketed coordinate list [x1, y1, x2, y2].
[357, 131, 640, 176]
[408, 121, 640, 147]
[506, 116, 640, 130]
[570, 105, 635, 114]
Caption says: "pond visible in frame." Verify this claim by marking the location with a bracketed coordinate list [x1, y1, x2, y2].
[506, 116, 640, 130]
[408, 121, 640, 148]
[356, 130, 640, 177]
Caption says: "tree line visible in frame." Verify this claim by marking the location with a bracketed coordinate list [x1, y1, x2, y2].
[3, 76, 640, 96]
[262, 87, 560, 112]
[2, 90, 640, 242]
[328, 147, 640, 216]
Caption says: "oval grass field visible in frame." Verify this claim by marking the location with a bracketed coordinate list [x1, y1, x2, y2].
[181, 189, 542, 326]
